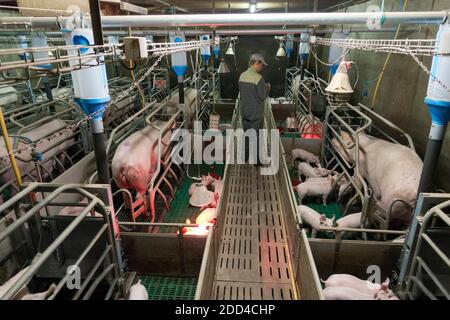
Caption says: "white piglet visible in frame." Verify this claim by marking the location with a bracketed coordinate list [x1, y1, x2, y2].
[196, 208, 217, 225]
[296, 205, 335, 238]
[297, 162, 330, 182]
[128, 280, 148, 300]
[322, 274, 391, 296]
[295, 176, 337, 206]
[291, 148, 320, 166]
[21, 284, 56, 300]
[336, 212, 362, 229]
[323, 286, 374, 300]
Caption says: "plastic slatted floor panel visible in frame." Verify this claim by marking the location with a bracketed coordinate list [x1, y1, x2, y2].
[212, 164, 296, 300]
[140, 276, 198, 300]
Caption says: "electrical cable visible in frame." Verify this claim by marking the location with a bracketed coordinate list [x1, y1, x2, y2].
[119, 59, 137, 70]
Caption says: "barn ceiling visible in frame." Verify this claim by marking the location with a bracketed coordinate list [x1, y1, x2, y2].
[128, 0, 370, 14]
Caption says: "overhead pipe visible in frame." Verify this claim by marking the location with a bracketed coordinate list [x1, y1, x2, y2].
[0, 11, 447, 28]
[0, 27, 419, 38]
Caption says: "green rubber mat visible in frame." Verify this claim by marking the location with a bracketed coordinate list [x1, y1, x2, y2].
[160, 163, 225, 232]
[140, 276, 197, 300]
[282, 131, 302, 139]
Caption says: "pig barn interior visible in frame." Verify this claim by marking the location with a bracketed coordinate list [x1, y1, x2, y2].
[0, 0, 450, 302]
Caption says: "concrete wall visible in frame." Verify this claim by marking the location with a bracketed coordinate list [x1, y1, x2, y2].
[219, 35, 295, 99]
[315, 0, 450, 191]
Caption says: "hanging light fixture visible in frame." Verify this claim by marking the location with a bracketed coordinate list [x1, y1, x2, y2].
[218, 59, 230, 74]
[276, 42, 286, 57]
[249, 1, 256, 13]
[226, 41, 235, 55]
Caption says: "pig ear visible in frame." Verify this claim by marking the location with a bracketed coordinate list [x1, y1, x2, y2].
[320, 214, 326, 222]
[331, 215, 336, 223]
[381, 278, 390, 290]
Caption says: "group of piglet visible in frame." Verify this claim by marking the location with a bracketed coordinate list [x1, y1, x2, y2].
[296, 205, 362, 238]
[184, 173, 223, 235]
[322, 274, 399, 300]
[291, 148, 337, 207]
[292, 148, 362, 238]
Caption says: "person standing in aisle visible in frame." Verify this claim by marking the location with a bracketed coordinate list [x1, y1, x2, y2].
[238, 53, 271, 167]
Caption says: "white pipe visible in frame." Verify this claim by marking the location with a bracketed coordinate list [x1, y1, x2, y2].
[0, 11, 447, 28]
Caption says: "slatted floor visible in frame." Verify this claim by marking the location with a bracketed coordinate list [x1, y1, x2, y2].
[212, 164, 297, 300]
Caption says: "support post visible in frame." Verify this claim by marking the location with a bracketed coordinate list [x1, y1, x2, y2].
[43, 77, 53, 101]
[417, 22, 450, 194]
[178, 76, 185, 104]
[88, 0, 110, 185]
[417, 124, 447, 194]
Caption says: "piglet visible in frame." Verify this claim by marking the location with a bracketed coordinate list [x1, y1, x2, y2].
[297, 162, 330, 182]
[392, 236, 406, 244]
[196, 208, 217, 225]
[198, 191, 220, 212]
[322, 274, 391, 297]
[21, 284, 56, 300]
[211, 179, 223, 197]
[295, 176, 337, 206]
[291, 148, 320, 166]
[296, 205, 335, 238]
[374, 290, 400, 300]
[336, 212, 362, 229]
[58, 199, 102, 217]
[128, 280, 148, 300]
[323, 286, 374, 300]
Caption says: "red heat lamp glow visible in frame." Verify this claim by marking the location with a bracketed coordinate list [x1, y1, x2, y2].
[182, 219, 213, 236]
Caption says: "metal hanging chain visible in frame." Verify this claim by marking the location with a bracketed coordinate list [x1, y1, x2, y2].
[406, 45, 450, 93]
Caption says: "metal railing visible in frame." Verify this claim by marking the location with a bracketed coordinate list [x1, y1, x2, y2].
[321, 102, 416, 232]
[321, 103, 371, 220]
[1, 101, 90, 207]
[405, 196, 450, 300]
[0, 182, 124, 300]
[264, 98, 324, 299]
